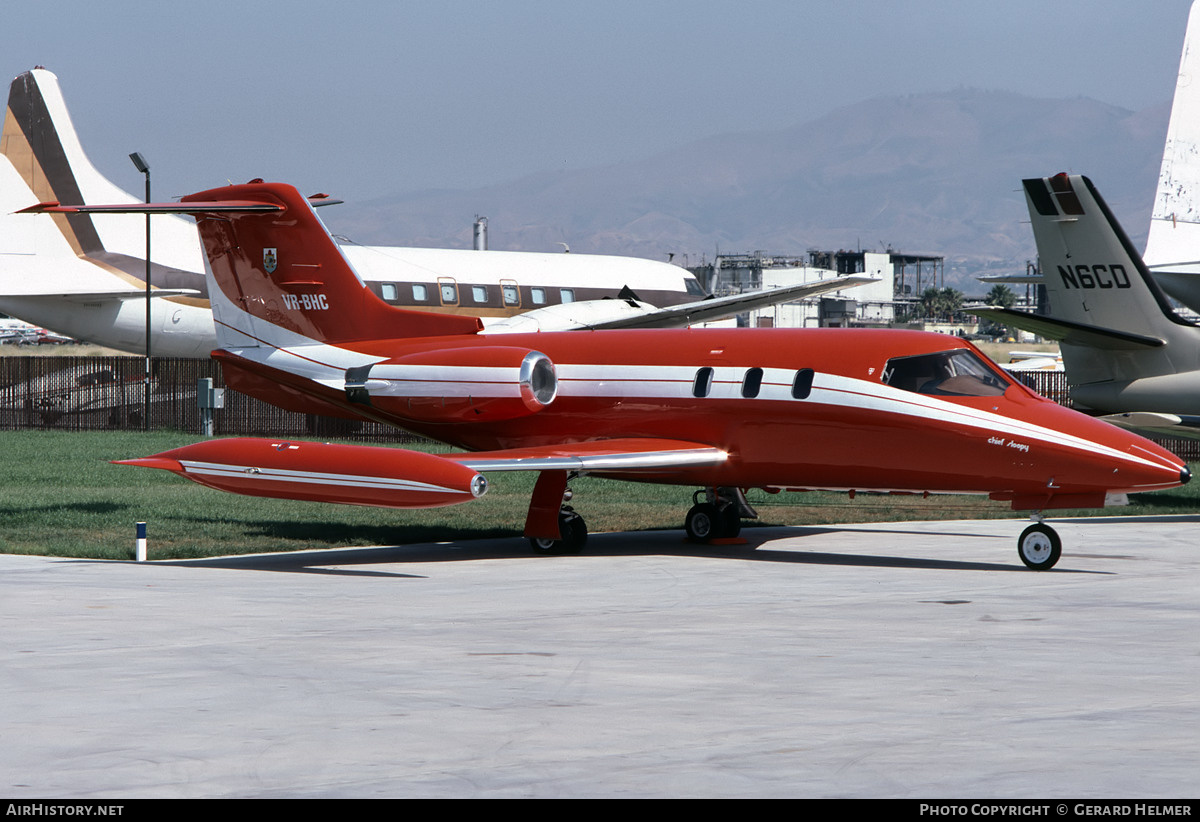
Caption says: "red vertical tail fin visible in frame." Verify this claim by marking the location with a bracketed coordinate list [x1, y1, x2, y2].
[182, 181, 481, 347]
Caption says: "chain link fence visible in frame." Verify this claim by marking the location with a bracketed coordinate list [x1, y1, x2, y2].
[0, 356, 411, 442]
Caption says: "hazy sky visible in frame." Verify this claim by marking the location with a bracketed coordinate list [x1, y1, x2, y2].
[4, 1, 1195, 205]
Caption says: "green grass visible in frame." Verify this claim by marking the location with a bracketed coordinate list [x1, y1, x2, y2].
[1, 430, 1197, 560]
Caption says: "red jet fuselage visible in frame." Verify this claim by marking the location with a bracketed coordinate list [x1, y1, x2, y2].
[215, 324, 1187, 511]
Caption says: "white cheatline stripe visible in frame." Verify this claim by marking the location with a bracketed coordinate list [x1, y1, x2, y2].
[179, 460, 465, 495]
[554, 363, 1177, 473]
[814, 374, 1172, 472]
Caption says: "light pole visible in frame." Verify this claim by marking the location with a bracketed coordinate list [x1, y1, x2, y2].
[129, 152, 151, 431]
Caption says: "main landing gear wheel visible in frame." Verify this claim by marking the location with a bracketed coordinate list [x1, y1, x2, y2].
[529, 509, 588, 556]
[685, 503, 718, 543]
[685, 502, 741, 544]
[1017, 523, 1061, 571]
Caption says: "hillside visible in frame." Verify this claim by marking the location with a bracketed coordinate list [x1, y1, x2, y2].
[321, 89, 1170, 291]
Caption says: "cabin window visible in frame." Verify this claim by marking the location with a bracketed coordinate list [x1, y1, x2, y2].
[531, 287, 547, 305]
[692, 366, 714, 398]
[791, 368, 814, 399]
[438, 278, 459, 305]
[882, 350, 1011, 397]
[741, 367, 763, 398]
[472, 286, 488, 304]
[561, 288, 575, 303]
[412, 284, 428, 301]
[380, 283, 397, 302]
[501, 281, 520, 307]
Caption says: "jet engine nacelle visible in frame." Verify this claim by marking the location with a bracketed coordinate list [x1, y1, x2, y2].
[345, 346, 558, 423]
[115, 438, 488, 509]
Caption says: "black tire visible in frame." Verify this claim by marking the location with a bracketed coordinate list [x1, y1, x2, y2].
[720, 504, 741, 539]
[685, 503, 719, 543]
[558, 510, 587, 554]
[529, 510, 588, 555]
[529, 535, 559, 555]
[1018, 523, 1062, 570]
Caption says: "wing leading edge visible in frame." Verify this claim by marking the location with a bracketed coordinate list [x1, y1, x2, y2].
[482, 275, 882, 333]
[447, 438, 728, 472]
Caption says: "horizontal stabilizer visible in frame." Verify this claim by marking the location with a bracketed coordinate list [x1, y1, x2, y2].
[972, 307, 1164, 350]
[37, 289, 202, 302]
[18, 199, 284, 215]
[0, 266, 203, 298]
[17, 191, 337, 217]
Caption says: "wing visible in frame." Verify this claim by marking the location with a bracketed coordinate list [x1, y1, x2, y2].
[481, 275, 880, 333]
[113, 436, 728, 509]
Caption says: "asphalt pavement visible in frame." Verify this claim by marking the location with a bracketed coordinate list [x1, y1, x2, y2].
[2, 516, 1197, 798]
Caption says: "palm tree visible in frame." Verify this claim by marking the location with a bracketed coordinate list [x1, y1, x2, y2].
[921, 287, 964, 322]
[982, 283, 1018, 338]
[985, 284, 1016, 309]
[920, 287, 942, 320]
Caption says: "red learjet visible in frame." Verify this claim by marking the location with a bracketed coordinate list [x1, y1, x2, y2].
[25, 181, 1190, 569]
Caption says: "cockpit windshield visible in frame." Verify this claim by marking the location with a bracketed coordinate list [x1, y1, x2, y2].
[881, 349, 1012, 397]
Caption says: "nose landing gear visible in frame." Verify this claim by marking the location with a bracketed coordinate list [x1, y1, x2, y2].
[1017, 518, 1062, 570]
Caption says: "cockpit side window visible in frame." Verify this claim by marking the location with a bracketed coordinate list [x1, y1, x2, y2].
[882, 350, 1011, 397]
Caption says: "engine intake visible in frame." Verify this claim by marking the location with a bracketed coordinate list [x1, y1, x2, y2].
[344, 346, 558, 423]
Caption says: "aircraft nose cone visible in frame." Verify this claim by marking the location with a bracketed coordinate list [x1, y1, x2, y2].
[1182, 465, 1192, 485]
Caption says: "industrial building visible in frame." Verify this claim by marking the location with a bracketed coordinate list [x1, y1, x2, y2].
[689, 249, 945, 328]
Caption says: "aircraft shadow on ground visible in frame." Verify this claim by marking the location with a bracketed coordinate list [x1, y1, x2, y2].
[142, 523, 1103, 576]
[0, 501, 126, 518]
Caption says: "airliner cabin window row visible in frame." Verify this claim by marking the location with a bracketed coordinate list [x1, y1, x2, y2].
[881, 350, 1010, 397]
[381, 281, 583, 307]
[378, 283, 591, 309]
